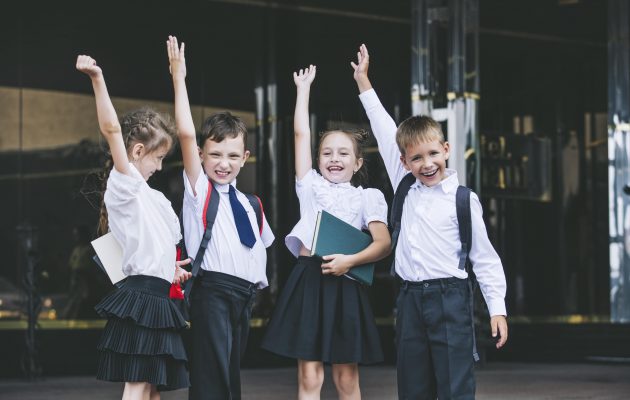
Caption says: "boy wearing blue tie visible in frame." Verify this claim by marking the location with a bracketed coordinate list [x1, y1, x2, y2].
[167, 36, 275, 400]
[352, 44, 508, 400]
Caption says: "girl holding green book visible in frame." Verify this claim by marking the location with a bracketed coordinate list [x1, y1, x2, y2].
[261, 65, 391, 400]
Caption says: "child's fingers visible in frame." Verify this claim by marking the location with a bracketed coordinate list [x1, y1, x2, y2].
[180, 42, 185, 58]
[350, 61, 358, 71]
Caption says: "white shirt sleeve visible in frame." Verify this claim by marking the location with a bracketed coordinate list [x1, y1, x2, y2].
[295, 169, 316, 198]
[107, 167, 144, 203]
[359, 89, 408, 189]
[362, 188, 388, 229]
[468, 192, 507, 316]
[183, 168, 209, 211]
[260, 213, 275, 248]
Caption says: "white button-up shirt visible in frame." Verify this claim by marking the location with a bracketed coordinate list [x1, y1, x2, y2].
[285, 169, 388, 257]
[360, 88, 507, 316]
[105, 163, 182, 283]
[182, 169, 275, 288]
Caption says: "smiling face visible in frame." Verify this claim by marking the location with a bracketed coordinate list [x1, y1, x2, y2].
[200, 135, 250, 185]
[318, 131, 363, 184]
[131, 143, 170, 181]
[400, 139, 450, 187]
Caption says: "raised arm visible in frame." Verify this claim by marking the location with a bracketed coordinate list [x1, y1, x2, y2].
[167, 35, 201, 188]
[352, 44, 406, 189]
[293, 65, 317, 180]
[76, 55, 129, 176]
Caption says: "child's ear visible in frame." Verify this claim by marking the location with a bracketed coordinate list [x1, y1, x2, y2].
[198, 146, 203, 160]
[242, 150, 251, 167]
[354, 157, 364, 173]
[443, 141, 450, 160]
[400, 155, 411, 171]
[131, 143, 145, 161]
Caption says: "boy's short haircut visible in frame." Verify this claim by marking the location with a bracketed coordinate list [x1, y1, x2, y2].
[396, 115, 445, 155]
[199, 111, 248, 148]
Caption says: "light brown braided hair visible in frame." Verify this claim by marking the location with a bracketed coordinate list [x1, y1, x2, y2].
[97, 107, 175, 235]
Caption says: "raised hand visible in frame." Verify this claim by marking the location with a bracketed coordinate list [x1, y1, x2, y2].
[350, 44, 369, 80]
[167, 35, 186, 79]
[76, 55, 103, 79]
[293, 65, 317, 89]
[351, 44, 372, 93]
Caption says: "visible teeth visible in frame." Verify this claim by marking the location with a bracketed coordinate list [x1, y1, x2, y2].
[421, 170, 437, 177]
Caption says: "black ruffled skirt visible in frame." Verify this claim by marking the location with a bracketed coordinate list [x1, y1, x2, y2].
[261, 256, 383, 364]
[94, 275, 189, 391]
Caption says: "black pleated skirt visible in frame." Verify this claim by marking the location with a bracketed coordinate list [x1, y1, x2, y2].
[261, 256, 384, 364]
[94, 275, 189, 391]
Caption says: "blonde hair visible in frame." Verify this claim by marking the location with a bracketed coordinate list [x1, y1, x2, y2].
[395, 115, 444, 155]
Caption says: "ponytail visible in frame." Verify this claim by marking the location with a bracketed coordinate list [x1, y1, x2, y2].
[97, 157, 113, 236]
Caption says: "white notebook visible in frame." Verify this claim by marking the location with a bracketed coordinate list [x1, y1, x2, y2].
[91, 232, 126, 284]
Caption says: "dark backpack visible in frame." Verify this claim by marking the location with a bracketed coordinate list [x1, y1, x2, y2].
[389, 172, 480, 361]
[176, 179, 264, 304]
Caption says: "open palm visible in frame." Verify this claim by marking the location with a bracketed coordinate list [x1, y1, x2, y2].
[351, 44, 370, 80]
[167, 35, 187, 78]
[293, 65, 317, 88]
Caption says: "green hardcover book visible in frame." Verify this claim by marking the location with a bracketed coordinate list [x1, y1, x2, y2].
[310, 210, 374, 286]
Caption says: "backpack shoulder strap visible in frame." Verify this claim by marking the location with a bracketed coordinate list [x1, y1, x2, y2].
[455, 185, 481, 362]
[455, 185, 473, 273]
[245, 193, 264, 235]
[388, 172, 416, 276]
[183, 180, 220, 302]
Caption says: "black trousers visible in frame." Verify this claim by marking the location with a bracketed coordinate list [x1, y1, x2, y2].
[395, 277, 475, 400]
[189, 271, 257, 400]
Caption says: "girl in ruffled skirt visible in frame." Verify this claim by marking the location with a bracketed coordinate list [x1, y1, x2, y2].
[77, 54, 192, 399]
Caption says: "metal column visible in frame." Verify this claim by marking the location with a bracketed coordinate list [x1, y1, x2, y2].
[608, 0, 630, 322]
[412, 0, 480, 190]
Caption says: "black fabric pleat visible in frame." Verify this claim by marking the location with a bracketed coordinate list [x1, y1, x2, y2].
[261, 256, 384, 364]
[95, 275, 189, 391]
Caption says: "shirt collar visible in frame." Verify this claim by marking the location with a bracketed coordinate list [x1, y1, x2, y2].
[209, 177, 237, 194]
[411, 168, 459, 194]
[326, 180, 353, 189]
[128, 162, 145, 181]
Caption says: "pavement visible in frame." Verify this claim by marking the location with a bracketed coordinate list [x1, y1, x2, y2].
[1, 362, 629, 399]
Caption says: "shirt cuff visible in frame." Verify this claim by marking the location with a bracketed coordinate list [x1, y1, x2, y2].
[487, 299, 507, 317]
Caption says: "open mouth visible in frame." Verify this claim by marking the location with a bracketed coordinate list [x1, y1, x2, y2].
[421, 169, 438, 178]
[215, 170, 231, 178]
[328, 166, 343, 172]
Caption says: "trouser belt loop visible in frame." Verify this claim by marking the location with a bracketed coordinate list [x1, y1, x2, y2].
[468, 278, 480, 362]
[439, 278, 447, 292]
